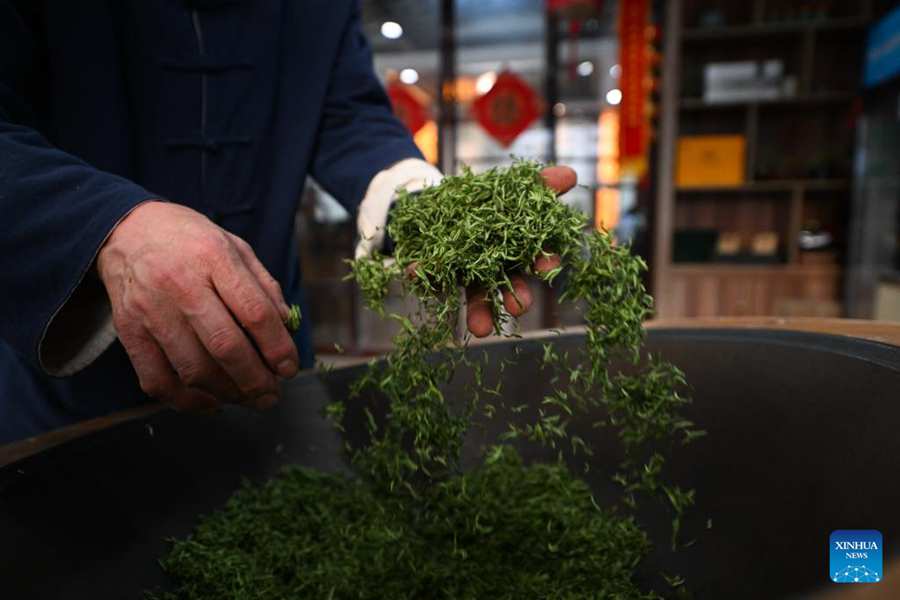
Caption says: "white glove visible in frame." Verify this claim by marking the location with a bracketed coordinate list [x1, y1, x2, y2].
[355, 158, 443, 259]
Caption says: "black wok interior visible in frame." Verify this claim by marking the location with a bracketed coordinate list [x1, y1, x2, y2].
[2, 328, 899, 599]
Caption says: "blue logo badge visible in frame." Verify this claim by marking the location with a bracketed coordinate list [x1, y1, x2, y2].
[830, 530, 882, 583]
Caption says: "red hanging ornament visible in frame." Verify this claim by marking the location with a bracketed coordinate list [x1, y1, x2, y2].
[471, 71, 542, 148]
[387, 82, 429, 135]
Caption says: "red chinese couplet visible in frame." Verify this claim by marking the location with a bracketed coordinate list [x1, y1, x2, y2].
[617, 0, 650, 176]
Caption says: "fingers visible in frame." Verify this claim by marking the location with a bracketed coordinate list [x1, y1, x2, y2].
[467, 278, 533, 336]
[501, 275, 533, 317]
[143, 307, 245, 404]
[211, 246, 300, 380]
[183, 286, 281, 406]
[117, 322, 220, 412]
[465, 286, 494, 338]
[536, 166, 572, 277]
[533, 253, 562, 274]
[425, 165, 576, 339]
[540, 165, 577, 195]
[227, 233, 290, 321]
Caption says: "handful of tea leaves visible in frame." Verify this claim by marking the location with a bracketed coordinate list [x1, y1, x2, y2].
[153, 161, 699, 599]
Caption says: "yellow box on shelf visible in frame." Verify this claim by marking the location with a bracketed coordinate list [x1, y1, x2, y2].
[676, 134, 746, 187]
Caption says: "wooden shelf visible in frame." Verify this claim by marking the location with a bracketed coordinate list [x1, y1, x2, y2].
[682, 17, 869, 41]
[676, 179, 850, 193]
[652, 0, 867, 319]
[679, 92, 855, 110]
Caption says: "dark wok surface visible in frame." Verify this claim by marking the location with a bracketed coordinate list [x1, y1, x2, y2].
[2, 329, 900, 599]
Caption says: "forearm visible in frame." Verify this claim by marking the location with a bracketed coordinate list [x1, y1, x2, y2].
[309, 1, 427, 218]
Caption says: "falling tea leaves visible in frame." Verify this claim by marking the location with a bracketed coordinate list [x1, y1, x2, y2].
[153, 161, 700, 600]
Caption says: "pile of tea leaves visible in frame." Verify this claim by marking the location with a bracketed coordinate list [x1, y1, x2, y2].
[152, 161, 700, 599]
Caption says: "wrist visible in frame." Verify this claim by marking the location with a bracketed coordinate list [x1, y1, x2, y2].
[355, 159, 442, 259]
[97, 199, 164, 282]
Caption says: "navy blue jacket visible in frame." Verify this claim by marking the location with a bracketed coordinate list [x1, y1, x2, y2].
[0, 0, 422, 442]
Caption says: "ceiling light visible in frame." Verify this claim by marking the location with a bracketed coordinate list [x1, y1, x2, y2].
[399, 68, 419, 85]
[606, 88, 622, 105]
[475, 71, 497, 95]
[381, 21, 403, 39]
[577, 60, 594, 77]
[609, 64, 621, 78]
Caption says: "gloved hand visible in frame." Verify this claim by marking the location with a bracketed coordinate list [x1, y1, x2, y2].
[355, 159, 577, 337]
[355, 158, 444, 259]
[464, 165, 576, 337]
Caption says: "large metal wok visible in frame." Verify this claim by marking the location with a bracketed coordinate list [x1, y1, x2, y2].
[2, 319, 900, 599]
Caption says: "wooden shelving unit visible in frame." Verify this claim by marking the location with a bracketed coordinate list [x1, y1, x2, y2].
[676, 179, 849, 193]
[679, 92, 854, 110]
[652, 0, 875, 319]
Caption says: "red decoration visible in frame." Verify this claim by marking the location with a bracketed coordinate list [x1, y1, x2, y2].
[617, 0, 650, 177]
[471, 71, 541, 148]
[387, 82, 428, 135]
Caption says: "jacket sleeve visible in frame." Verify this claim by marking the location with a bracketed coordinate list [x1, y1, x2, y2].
[308, 1, 426, 215]
[0, 2, 156, 375]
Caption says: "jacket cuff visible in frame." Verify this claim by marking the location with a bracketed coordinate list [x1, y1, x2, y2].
[39, 199, 156, 376]
[43, 298, 118, 377]
[354, 158, 442, 259]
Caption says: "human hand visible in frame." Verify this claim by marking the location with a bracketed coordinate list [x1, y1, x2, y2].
[464, 165, 577, 337]
[97, 201, 299, 412]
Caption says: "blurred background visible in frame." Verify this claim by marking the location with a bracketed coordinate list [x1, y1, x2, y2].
[299, 0, 900, 356]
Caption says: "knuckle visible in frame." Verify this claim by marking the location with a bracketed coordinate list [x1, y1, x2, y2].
[265, 340, 296, 365]
[206, 327, 242, 360]
[230, 234, 252, 253]
[197, 232, 231, 262]
[241, 298, 271, 328]
[266, 275, 282, 295]
[122, 285, 154, 315]
[147, 263, 180, 291]
[174, 360, 206, 387]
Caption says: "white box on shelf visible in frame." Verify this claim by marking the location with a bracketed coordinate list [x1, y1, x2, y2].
[703, 60, 787, 104]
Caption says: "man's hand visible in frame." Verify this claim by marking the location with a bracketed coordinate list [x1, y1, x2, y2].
[97, 201, 299, 411]
[465, 166, 577, 337]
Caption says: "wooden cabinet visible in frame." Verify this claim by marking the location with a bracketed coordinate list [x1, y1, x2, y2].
[657, 265, 841, 318]
[652, 0, 875, 318]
